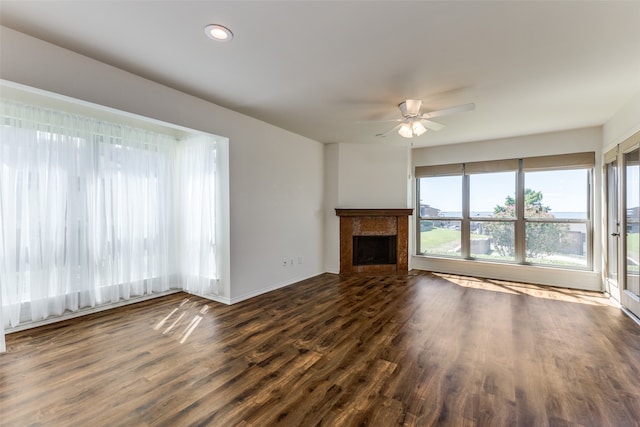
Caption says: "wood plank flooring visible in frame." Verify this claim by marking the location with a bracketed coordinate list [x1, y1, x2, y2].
[1, 271, 639, 426]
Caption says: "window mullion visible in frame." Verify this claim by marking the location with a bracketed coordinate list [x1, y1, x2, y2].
[415, 178, 422, 254]
[586, 169, 593, 270]
[515, 160, 526, 263]
[462, 169, 470, 258]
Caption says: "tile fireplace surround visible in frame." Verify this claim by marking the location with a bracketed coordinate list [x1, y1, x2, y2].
[335, 208, 413, 275]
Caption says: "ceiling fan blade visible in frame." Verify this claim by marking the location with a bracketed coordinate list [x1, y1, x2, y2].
[421, 102, 475, 119]
[420, 119, 445, 131]
[376, 123, 402, 137]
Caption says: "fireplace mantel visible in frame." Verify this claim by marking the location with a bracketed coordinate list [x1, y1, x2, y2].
[335, 208, 413, 217]
[335, 208, 413, 275]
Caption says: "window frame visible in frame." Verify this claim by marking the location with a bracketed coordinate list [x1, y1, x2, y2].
[416, 153, 594, 270]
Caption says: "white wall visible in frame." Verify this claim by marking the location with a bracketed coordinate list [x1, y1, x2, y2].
[412, 127, 604, 290]
[603, 91, 640, 149]
[323, 144, 341, 274]
[413, 127, 603, 166]
[230, 119, 324, 302]
[323, 142, 412, 273]
[337, 143, 411, 208]
[0, 26, 325, 304]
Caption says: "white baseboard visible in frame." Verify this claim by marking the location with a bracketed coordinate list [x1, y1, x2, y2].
[229, 272, 324, 305]
[182, 291, 231, 305]
[621, 307, 640, 326]
[5, 289, 182, 334]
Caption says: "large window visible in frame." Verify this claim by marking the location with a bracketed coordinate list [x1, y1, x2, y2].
[416, 153, 594, 269]
[1, 97, 222, 331]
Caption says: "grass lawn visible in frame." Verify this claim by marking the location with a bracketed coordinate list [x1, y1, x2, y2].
[420, 228, 461, 253]
[420, 228, 586, 267]
[628, 233, 639, 271]
[628, 232, 639, 254]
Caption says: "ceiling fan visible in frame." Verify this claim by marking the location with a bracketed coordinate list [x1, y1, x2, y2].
[375, 100, 475, 138]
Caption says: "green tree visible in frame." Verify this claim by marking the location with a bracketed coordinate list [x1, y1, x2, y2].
[485, 189, 568, 258]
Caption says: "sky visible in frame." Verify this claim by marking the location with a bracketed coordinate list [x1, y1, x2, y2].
[420, 169, 590, 214]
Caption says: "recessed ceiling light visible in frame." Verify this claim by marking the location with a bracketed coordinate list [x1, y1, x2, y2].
[204, 24, 233, 41]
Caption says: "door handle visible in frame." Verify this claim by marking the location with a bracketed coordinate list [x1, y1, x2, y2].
[611, 233, 620, 237]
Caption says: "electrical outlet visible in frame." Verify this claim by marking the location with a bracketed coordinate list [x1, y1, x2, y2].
[298, 256, 303, 264]
[290, 258, 294, 266]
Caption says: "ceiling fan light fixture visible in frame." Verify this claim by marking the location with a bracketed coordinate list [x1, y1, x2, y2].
[398, 122, 414, 138]
[205, 24, 233, 41]
[412, 120, 427, 136]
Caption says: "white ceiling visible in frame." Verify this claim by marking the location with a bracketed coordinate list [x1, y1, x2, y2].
[1, 1, 639, 147]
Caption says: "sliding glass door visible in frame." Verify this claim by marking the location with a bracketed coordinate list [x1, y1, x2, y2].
[622, 147, 640, 318]
[606, 137, 640, 319]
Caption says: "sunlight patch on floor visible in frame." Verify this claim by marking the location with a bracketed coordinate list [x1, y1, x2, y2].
[153, 298, 210, 343]
[432, 273, 612, 306]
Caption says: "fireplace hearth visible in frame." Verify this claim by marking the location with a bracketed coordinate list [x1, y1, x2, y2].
[335, 208, 412, 275]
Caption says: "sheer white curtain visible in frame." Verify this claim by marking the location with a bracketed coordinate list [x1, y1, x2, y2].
[0, 286, 4, 352]
[177, 136, 220, 296]
[0, 99, 177, 330]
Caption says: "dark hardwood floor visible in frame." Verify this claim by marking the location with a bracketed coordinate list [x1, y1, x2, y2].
[1, 271, 639, 426]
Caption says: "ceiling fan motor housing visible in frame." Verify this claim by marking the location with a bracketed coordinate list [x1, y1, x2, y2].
[399, 99, 423, 117]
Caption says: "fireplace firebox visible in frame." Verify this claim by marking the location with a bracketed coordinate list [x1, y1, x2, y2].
[353, 236, 397, 266]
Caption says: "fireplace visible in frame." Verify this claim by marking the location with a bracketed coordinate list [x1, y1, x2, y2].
[335, 208, 413, 275]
